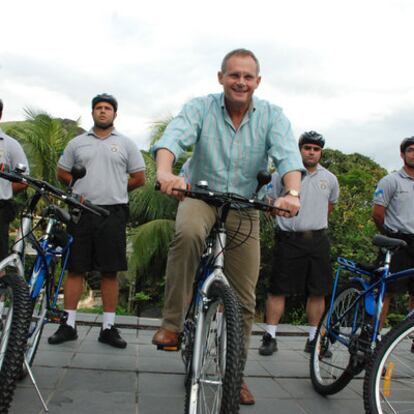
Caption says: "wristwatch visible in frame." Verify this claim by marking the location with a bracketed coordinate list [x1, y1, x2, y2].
[283, 189, 300, 198]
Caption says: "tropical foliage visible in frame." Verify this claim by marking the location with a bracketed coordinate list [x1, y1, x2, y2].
[1, 113, 397, 321]
[3, 109, 82, 185]
[126, 119, 191, 314]
[256, 149, 389, 321]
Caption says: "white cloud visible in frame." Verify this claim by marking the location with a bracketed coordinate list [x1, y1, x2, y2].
[1, 0, 413, 169]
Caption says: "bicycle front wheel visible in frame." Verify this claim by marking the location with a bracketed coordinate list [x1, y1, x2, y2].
[20, 292, 47, 379]
[185, 280, 243, 414]
[21, 262, 57, 378]
[363, 316, 414, 414]
[311, 281, 367, 395]
[0, 273, 31, 413]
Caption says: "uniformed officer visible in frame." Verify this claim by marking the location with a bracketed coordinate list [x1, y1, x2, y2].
[373, 136, 414, 346]
[259, 131, 339, 356]
[48, 94, 146, 348]
[0, 99, 29, 266]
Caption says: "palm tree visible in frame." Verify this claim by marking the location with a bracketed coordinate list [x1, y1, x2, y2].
[5, 108, 81, 185]
[126, 118, 191, 314]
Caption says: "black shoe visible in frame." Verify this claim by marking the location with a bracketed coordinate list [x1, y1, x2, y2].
[258, 333, 277, 356]
[98, 326, 127, 349]
[48, 323, 78, 345]
[305, 338, 332, 358]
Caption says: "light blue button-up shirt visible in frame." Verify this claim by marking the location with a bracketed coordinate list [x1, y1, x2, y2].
[152, 93, 303, 198]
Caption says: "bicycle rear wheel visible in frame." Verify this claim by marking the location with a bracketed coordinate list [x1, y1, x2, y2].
[185, 280, 242, 414]
[310, 281, 368, 395]
[363, 316, 414, 414]
[0, 273, 31, 413]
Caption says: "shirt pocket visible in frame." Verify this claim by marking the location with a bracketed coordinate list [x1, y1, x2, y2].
[74, 143, 95, 166]
[242, 142, 267, 178]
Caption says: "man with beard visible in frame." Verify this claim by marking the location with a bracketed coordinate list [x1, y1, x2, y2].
[259, 131, 339, 356]
[373, 136, 414, 347]
[151, 49, 303, 405]
[48, 94, 145, 348]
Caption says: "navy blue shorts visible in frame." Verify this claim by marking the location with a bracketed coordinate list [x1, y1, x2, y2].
[268, 230, 332, 297]
[387, 236, 414, 294]
[67, 204, 129, 273]
[0, 200, 17, 261]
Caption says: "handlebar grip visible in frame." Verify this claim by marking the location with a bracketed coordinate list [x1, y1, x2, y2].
[82, 199, 110, 217]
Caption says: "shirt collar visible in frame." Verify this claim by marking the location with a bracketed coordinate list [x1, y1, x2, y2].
[305, 163, 323, 176]
[87, 127, 119, 139]
[398, 167, 414, 180]
[219, 93, 256, 114]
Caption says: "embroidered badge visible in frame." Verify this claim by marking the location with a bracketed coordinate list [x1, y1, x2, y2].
[319, 180, 328, 190]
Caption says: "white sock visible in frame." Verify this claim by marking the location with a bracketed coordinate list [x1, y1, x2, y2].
[308, 326, 317, 341]
[265, 324, 278, 338]
[65, 309, 77, 328]
[103, 312, 115, 330]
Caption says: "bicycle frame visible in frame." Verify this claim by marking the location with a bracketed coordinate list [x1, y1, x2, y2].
[326, 248, 414, 350]
[25, 213, 72, 346]
[190, 218, 231, 384]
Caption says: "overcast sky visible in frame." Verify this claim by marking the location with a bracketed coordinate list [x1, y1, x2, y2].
[1, 0, 413, 171]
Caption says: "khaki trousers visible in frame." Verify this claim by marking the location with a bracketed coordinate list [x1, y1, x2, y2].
[161, 198, 260, 359]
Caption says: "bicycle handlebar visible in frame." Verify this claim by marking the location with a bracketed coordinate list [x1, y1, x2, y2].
[155, 181, 290, 214]
[0, 168, 109, 217]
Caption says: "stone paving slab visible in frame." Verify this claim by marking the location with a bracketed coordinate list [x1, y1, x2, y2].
[9, 315, 368, 414]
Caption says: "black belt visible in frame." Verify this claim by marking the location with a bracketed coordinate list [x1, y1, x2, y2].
[278, 228, 327, 239]
[386, 232, 414, 244]
[0, 200, 12, 208]
[97, 203, 127, 210]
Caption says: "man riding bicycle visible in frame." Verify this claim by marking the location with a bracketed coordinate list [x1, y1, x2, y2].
[151, 48, 304, 405]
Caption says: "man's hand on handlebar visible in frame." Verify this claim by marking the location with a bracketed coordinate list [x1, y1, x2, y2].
[273, 195, 300, 218]
[156, 171, 187, 201]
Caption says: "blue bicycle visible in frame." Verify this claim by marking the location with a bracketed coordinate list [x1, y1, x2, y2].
[163, 172, 285, 414]
[0, 165, 107, 412]
[310, 234, 414, 396]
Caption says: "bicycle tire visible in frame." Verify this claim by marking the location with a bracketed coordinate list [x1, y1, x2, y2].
[184, 280, 242, 414]
[182, 318, 195, 388]
[19, 294, 47, 379]
[310, 280, 368, 395]
[363, 316, 414, 414]
[0, 273, 31, 413]
[20, 261, 56, 379]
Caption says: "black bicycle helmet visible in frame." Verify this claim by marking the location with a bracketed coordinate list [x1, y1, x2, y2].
[400, 136, 414, 153]
[91, 93, 118, 112]
[298, 130, 325, 148]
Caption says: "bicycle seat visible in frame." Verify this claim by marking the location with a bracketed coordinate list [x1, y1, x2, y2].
[372, 234, 407, 250]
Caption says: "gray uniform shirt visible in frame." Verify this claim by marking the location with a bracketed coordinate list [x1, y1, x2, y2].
[268, 164, 339, 231]
[0, 128, 29, 200]
[58, 129, 145, 205]
[373, 168, 414, 234]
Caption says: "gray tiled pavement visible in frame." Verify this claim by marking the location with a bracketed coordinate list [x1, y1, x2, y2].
[10, 315, 365, 414]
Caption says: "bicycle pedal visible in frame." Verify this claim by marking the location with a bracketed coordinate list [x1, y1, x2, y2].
[156, 335, 182, 352]
[47, 309, 67, 323]
[157, 344, 180, 352]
